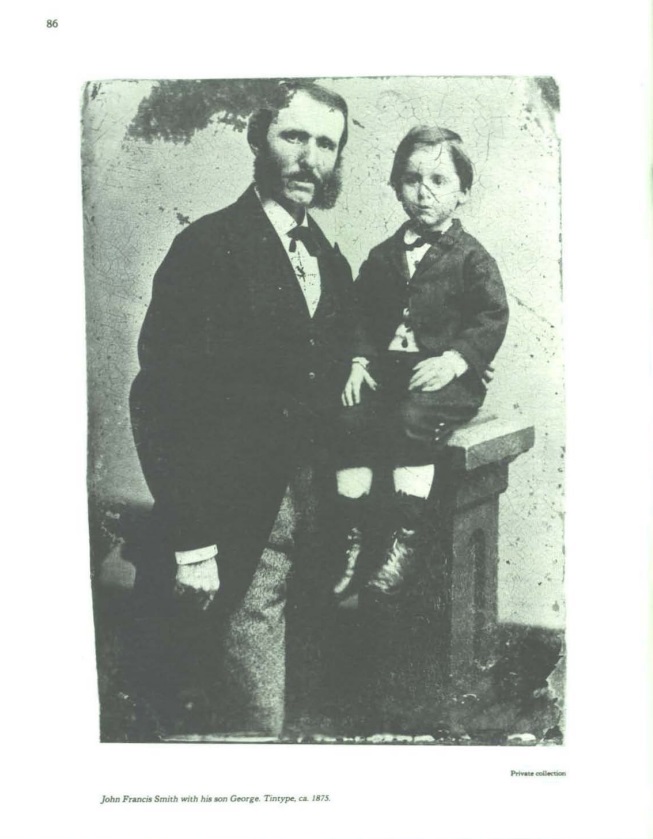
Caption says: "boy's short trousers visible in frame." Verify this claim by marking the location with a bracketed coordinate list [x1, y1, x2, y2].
[336, 352, 485, 466]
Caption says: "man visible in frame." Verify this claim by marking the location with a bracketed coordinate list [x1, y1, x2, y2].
[129, 81, 353, 738]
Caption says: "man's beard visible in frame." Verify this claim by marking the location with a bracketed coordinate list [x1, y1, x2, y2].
[254, 145, 343, 211]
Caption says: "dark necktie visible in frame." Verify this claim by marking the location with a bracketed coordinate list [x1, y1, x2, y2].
[288, 225, 323, 258]
[404, 230, 442, 251]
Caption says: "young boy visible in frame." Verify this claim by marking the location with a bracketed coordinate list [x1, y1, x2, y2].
[333, 126, 509, 598]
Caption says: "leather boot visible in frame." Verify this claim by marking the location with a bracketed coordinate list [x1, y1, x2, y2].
[366, 492, 426, 597]
[332, 496, 368, 598]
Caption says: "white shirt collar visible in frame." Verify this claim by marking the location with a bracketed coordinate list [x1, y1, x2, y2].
[255, 187, 309, 244]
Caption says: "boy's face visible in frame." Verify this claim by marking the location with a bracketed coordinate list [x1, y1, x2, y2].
[398, 143, 469, 231]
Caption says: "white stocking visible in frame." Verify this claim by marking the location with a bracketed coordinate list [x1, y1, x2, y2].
[336, 467, 373, 499]
[392, 464, 435, 499]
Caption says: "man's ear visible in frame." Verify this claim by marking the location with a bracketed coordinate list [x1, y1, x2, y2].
[457, 189, 471, 208]
[247, 110, 266, 156]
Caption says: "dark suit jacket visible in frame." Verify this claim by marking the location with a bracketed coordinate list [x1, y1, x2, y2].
[352, 219, 509, 382]
[130, 186, 353, 593]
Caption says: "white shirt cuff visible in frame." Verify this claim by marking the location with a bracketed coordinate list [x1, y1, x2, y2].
[175, 545, 218, 565]
[441, 350, 469, 378]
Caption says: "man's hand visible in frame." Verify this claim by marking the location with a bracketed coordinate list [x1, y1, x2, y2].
[409, 356, 457, 392]
[174, 558, 220, 611]
[342, 363, 378, 407]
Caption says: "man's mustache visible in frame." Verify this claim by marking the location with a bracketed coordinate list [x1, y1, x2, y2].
[285, 169, 322, 186]
[253, 144, 342, 210]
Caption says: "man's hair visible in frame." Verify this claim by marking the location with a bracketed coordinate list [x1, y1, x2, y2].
[390, 126, 474, 195]
[247, 80, 349, 155]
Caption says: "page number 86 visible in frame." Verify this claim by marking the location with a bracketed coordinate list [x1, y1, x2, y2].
[46, 19, 58, 27]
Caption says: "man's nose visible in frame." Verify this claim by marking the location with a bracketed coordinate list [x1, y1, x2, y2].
[299, 139, 318, 168]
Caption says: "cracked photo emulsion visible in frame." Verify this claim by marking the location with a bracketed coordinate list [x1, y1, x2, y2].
[82, 76, 564, 744]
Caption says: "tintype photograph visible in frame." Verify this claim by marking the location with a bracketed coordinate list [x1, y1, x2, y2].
[82, 76, 564, 744]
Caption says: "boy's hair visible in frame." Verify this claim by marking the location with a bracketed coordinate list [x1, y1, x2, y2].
[247, 80, 349, 155]
[390, 126, 474, 194]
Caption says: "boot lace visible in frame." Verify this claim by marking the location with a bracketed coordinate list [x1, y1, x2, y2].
[376, 527, 415, 582]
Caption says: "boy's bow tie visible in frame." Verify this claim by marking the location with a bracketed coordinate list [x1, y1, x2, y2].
[288, 226, 323, 257]
[404, 230, 443, 250]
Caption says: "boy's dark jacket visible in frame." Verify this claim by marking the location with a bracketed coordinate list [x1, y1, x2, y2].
[352, 219, 509, 380]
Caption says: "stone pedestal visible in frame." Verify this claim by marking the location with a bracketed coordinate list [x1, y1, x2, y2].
[349, 411, 536, 731]
[441, 411, 535, 688]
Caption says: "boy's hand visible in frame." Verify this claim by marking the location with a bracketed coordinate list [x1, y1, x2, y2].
[409, 356, 457, 392]
[342, 363, 378, 406]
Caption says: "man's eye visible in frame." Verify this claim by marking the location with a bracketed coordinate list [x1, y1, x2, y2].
[317, 138, 336, 151]
[431, 175, 444, 185]
[403, 175, 419, 185]
[282, 131, 307, 143]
